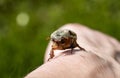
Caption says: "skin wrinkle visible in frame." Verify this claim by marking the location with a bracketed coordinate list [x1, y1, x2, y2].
[106, 37, 120, 59]
[90, 58, 115, 78]
[114, 52, 120, 64]
[108, 62, 116, 78]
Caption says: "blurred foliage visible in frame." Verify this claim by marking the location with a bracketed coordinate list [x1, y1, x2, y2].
[0, 0, 120, 78]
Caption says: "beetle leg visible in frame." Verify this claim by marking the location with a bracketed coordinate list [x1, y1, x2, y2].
[75, 41, 86, 51]
[71, 48, 74, 54]
[77, 44, 85, 51]
[48, 48, 55, 61]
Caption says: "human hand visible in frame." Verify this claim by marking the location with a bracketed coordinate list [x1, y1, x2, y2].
[25, 23, 120, 78]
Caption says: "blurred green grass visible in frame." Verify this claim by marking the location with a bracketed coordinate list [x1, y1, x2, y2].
[0, 0, 120, 78]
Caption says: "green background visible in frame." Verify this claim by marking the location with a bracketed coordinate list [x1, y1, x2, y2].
[0, 0, 120, 78]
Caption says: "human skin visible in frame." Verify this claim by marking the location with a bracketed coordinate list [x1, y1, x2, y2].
[25, 24, 120, 78]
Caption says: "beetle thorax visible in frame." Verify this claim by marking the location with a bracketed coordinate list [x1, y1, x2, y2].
[51, 29, 77, 42]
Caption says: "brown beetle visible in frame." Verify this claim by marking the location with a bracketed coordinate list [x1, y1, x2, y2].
[48, 29, 85, 61]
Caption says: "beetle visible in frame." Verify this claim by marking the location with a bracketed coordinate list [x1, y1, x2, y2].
[48, 29, 85, 61]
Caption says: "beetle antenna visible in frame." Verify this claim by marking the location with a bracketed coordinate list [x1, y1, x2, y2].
[46, 36, 50, 40]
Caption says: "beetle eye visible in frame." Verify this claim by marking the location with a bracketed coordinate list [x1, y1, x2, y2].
[52, 39, 55, 42]
[61, 39, 65, 44]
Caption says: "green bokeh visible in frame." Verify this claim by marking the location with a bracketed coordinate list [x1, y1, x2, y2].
[0, 0, 120, 78]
